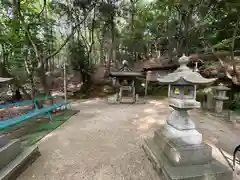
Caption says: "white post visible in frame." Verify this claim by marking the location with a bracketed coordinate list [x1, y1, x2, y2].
[145, 71, 150, 97]
[64, 61, 67, 101]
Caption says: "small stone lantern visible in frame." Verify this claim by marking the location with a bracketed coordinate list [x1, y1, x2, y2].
[142, 55, 232, 180]
[214, 83, 230, 113]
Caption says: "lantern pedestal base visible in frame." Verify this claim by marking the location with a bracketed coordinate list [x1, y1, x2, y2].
[164, 124, 202, 145]
[165, 107, 202, 144]
[167, 109, 196, 130]
[142, 126, 233, 180]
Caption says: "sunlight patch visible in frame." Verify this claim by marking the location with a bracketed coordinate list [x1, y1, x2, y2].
[41, 132, 57, 142]
[83, 98, 101, 104]
[144, 108, 156, 113]
[149, 100, 163, 106]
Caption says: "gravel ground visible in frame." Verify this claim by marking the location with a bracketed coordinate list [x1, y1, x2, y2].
[17, 98, 240, 180]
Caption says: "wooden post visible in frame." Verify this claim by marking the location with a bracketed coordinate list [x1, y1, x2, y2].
[64, 61, 67, 101]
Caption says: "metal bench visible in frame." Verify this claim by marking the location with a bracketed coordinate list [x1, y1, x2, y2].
[0, 101, 71, 130]
[233, 145, 240, 171]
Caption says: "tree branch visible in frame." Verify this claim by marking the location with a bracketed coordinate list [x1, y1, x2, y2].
[19, 11, 40, 60]
[80, 30, 90, 50]
[45, 3, 97, 60]
[87, 7, 96, 61]
[37, 0, 46, 18]
[231, 15, 240, 71]
[204, 40, 232, 79]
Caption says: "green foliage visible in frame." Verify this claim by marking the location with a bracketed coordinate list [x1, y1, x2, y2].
[68, 40, 87, 70]
[1, 0, 240, 96]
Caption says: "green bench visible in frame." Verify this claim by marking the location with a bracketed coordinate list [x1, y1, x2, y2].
[0, 96, 72, 130]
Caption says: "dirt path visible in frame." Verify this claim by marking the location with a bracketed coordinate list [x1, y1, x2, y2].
[17, 98, 240, 180]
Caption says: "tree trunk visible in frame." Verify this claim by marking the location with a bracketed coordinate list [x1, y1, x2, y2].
[37, 62, 51, 96]
[130, 0, 135, 61]
[13, 0, 20, 32]
[107, 14, 115, 76]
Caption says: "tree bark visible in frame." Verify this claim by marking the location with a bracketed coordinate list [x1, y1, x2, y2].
[231, 15, 240, 84]
[107, 15, 115, 76]
[130, 0, 135, 61]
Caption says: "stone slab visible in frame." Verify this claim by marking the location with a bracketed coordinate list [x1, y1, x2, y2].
[0, 135, 9, 148]
[169, 98, 201, 109]
[107, 96, 145, 104]
[0, 139, 22, 170]
[163, 124, 202, 145]
[154, 129, 212, 166]
[166, 110, 196, 130]
[143, 138, 232, 180]
[0, 145, 40, 180]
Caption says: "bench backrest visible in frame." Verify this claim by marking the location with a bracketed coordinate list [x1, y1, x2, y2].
[0, 96, 57, 109]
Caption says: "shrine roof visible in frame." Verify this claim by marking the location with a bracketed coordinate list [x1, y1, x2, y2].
[110, 71, 143, 77]
[133, 57, 179, 72]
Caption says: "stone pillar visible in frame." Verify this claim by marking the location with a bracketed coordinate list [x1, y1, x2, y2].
[206, 90, 214, 110]
[202, 87, 214, 110]
[215, 100, 224, 113]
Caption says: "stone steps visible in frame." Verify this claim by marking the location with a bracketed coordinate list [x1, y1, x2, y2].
[107, 95, 145, 104]
[0, 135, 40, 180]
[0, 145, 39, 180]
[143, 138, 232, 180]
[0, 139, 22, 170]
[0, 135, 9, 148]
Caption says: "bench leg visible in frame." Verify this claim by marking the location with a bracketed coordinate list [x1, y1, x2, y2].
[47, 112, 53, 121]
[34, 102, 39, 110]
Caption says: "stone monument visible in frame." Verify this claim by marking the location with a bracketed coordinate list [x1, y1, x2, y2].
[214, 83, 230, 113]
[108, 60, 144, 104]
[143, 55, 232, 180]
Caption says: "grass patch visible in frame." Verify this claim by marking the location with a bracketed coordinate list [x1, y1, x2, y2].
[3, 109, 79, 147]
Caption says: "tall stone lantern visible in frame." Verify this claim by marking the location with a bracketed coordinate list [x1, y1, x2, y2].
[143, 55, 232, 180]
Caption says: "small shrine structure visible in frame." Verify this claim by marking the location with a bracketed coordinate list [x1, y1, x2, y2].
[143, 55, 232, 180]
[108, 60, 144, 104]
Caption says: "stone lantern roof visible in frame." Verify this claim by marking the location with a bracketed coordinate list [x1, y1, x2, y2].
[157, 55, 216, 85]
[215, 83, 230, 91]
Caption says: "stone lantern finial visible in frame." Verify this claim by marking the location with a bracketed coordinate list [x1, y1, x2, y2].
[178, 54, 190, 72]
[122, 60, 128, 65]
[179, 54, 189, 64]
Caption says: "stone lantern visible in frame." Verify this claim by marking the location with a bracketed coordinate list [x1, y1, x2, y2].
[214, 83, 230, 113]
[143, 55, 232, 180]
[157, 55, 217, 144]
